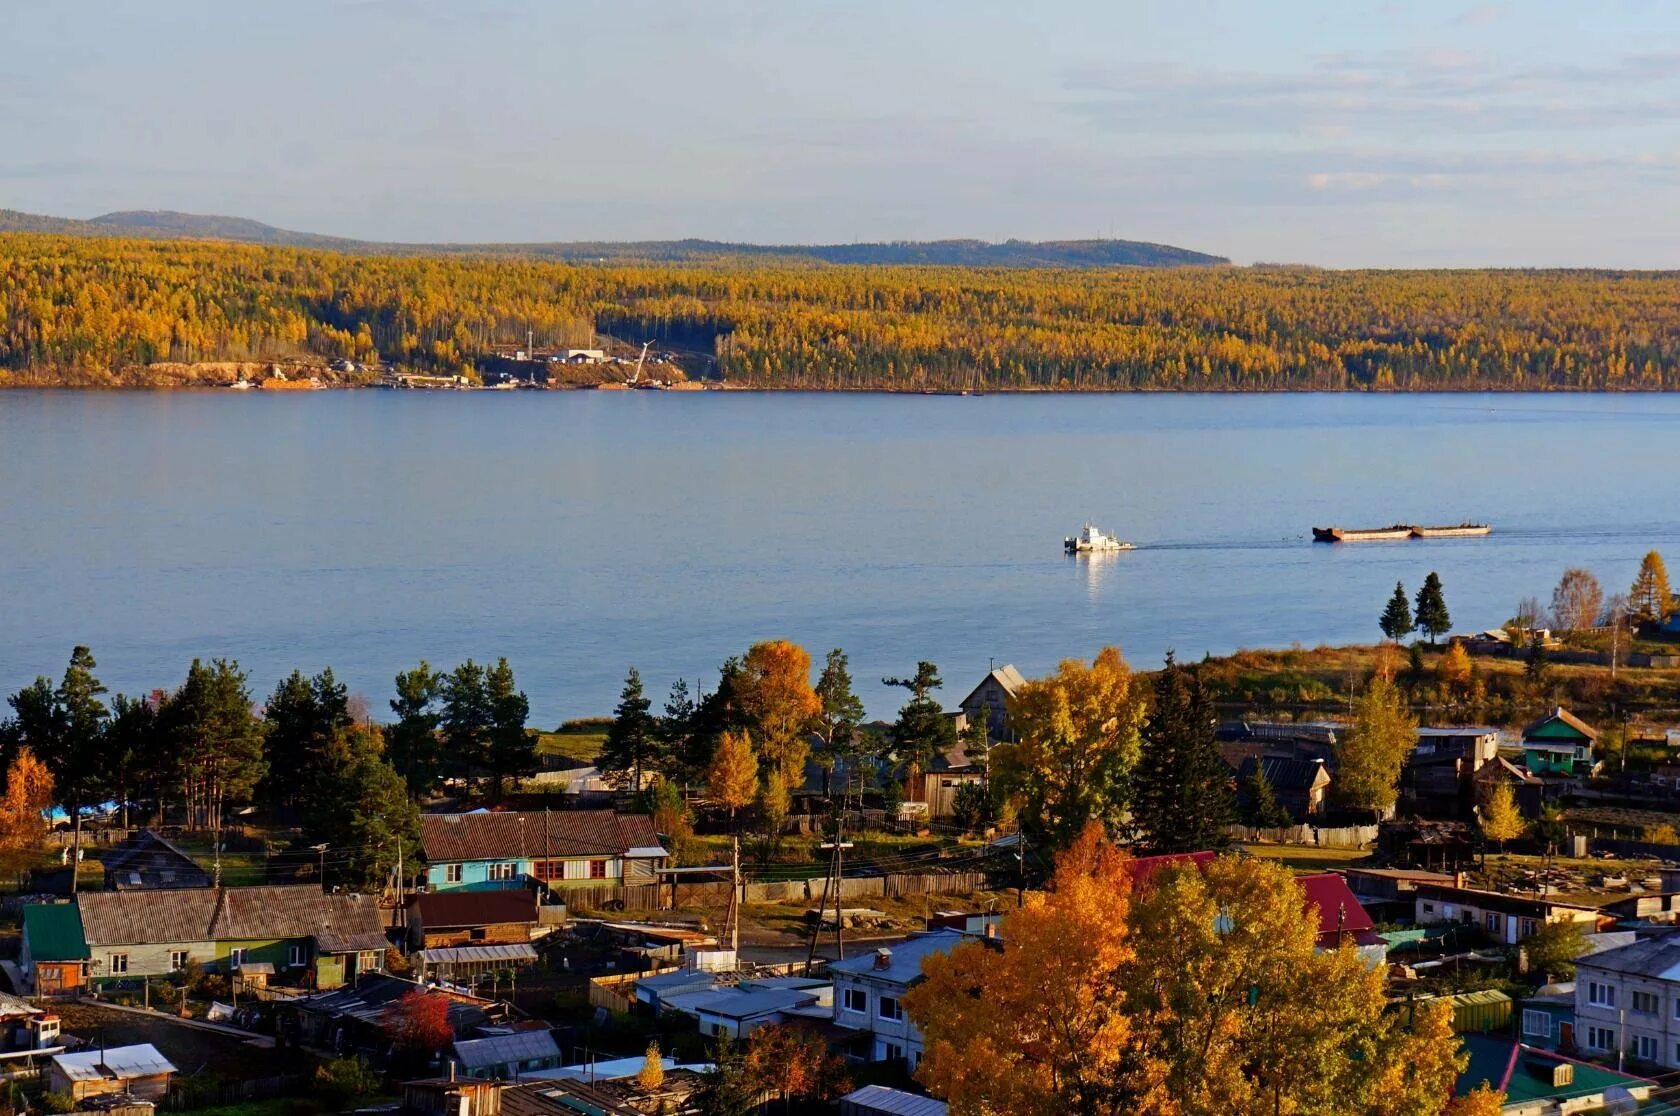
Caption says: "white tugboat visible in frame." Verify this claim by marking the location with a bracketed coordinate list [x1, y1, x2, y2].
[1064, 523, 1134, 553]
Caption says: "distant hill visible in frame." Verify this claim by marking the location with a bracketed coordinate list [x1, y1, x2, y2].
[0, 207, 1227, 268]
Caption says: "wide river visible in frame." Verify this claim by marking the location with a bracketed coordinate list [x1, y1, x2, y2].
[4, 390, 1679, 723]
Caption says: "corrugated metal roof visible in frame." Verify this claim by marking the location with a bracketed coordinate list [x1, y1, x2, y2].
[23, 904, 88, 962]
[52, 1044, 177, 1082]
[420, 810, 663, 863]
[452, 1029, 559, 1069]
[416, 944, 538, 965]
[828, 930, 969, 984]
[76, 885, 386, 953]
[842, 1084, 949, 1116]
[411, 890, 537, 929]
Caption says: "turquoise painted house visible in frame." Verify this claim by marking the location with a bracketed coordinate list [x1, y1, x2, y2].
[1521, 707, 1598, 777]
[419, 810, 666, 894]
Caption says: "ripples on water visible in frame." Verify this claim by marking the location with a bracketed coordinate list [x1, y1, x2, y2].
[3, 390, 1678, 720]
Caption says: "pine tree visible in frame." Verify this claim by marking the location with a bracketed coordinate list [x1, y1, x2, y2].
[1414, 571, 1452, 645]
[814, 649, 864, 799]
[1243, 764, 1292, 828]
[50, 647, 109, 893]
[261, 668, 350, 810]
[440, 661, 492, 790]
[1378, 581, 1412, 642]
[1132, 654, 1232, 853]
[601, 667, 659, 792]
[388, 662, 444, 800]
[1630, 550, 1675, 626]
[484, 658, 534, 800]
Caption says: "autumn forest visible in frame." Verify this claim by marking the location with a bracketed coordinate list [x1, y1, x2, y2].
[4, 232, 1680, 390]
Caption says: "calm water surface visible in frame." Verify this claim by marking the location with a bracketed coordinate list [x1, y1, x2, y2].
[4, 390, 1679, 722]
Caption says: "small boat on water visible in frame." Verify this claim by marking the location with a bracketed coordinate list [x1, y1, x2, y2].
[1313, 523, 1491, 542]
[1065, 524, 1135, 553]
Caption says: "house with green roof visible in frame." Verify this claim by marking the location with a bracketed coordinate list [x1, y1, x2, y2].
[21, 904, 89, 996]
[1456, 1033, 1654, 1114]
[1521, 707, 1598, 777]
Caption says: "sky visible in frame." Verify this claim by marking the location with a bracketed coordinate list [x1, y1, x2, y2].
[5, 0, 1679, 267]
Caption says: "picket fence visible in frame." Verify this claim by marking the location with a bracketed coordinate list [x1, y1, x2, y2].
[1225, 824, 1380, 850]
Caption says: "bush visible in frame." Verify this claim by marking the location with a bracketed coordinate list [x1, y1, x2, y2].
[314, 1057, 381, 1111]
[39, 1093, 75, 1115]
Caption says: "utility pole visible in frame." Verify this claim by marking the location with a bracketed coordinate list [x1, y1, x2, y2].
[1016, 833, 1027, 909]
[313, 843, 329, 890]
[828, 816, 852, 963]
[724, 836, 741, 956]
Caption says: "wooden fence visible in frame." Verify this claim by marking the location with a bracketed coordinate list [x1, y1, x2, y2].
[1226, 824, 1380, 850]
[588, 968, 672, 1014]
[164, 1074, 305, 1111]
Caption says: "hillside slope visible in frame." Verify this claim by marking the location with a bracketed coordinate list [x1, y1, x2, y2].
[0, 207, 1227, 267]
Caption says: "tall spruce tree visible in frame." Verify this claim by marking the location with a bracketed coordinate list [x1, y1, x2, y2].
[1132, 654, 1232, 853]
[658, 679, 701, 785]
[484, 658, 534, 800]
[260, 668, 351, 811]
[439, 660, 493, 790]
[601, 667, 660, 792]
[388, 662, 444, 800]
[814, 649, 865, 800]
[1414, 571, 1452, 645]
[53, 647, 110, 893]
[1379, 581, 1413, 642]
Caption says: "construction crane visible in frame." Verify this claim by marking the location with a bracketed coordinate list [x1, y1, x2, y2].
[627, 341, 653, 385]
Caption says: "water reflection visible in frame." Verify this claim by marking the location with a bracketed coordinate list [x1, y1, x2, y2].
[1071, 549, 1126, 603]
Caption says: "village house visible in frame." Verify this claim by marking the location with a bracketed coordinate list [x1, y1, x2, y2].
[286, 973, 499, 1053]
[1573, 932, 1680, 1069]
[47, 1043, 177, 1102]
[1297, 873, 1387, 966]
[97, 829, 213, 891]
[1400, 727, 1501, 818]
[1235, 755, 1330, 819]
[909, 741, 985, 819]
[1453, 1033, 1653, 1114]
[420, 810, 666, 894]
[686, 980, 831, 1040]
[957, 665, 1025, 743]
[829, 929, 970, 1068]
[1412, 880, 1601, 945]
[408, 890, 539, 951]
[1343, 867, 1457, 924]
[1471, 756, 1549, 818]
[1521, 707, 1599, 778]
[22, 885, 390, 993]
[20, 904, 89, 996]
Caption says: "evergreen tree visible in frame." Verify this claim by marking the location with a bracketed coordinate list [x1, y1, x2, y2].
[165, 658, 266, 846]
[1243, 764, 1293, 828]
[1378, 581, 1413, 641]
[1630, 550, 1675, 626]
[387, 662, 444, 800]
[484, 658, 534, 800]
[884, 662, 957, 796]
[439, 660, 492, 789]
[601, 667, 660, 792]
[658, 679, 703, 785]
[312, 727, 421, 890]
[813, 649, 864, 799]
[1131, 654, 1232, 853]
[106, 693, 165, 829]
[46, 647, 109, 892]
[261, 668, 351, 811]
[1414, 571, 1452, 645]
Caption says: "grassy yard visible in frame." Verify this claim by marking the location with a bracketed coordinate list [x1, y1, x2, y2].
[536, 718, 610, 764]
[1241, 844, 1374, 873]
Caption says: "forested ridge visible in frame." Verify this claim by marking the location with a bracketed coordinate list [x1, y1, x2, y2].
[4, 231, 1680, 390]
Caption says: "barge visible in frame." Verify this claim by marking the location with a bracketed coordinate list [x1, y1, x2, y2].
[1312, 523, 1491, 542]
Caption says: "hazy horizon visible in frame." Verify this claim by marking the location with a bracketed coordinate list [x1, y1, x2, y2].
[7, 1, 1679, 268]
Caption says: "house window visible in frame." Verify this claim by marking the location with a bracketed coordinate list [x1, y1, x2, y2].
[230, 948, 246, 969]
[1587, 1025, 1617, 1052]
[288, 945, 305, 968]
[879, 995, 904, 1021]
[358, 951, 379, 972]
[445, 864, 464, 884]
[843, 988, 868, 1014]
[1522, 1010, 1551, 1039]
[488, 862, 517, 882]
[109, 953, 129, 976]
[1589, 981, 1617, 1008]
[589, 859, 608, 880]
[1633, 990, 1660, 1015]
[880, 1041, 905, 1063]
[1484, 912, 1500, 934]
[169, 950, 188, 972]
[532, 860, 560, 881]
[1637, 1034, 1658, 1062]
[1520, 919, 1538, 938]
[1421, 903, 1435, 914]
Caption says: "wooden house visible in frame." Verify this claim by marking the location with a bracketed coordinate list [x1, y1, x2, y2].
[21, 904, 89, 996]
[1235, 755, 1330, 819]
[957, 665, 1025, 743]
[408, 890, 539, 950]
[1522, 707, 1598, 777]
[68, 884, 388, 990]
[420, 810, 666, 894]
[98, 829, 213, 891]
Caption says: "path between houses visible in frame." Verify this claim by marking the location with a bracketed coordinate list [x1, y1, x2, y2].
[76, 997, 276, 1048]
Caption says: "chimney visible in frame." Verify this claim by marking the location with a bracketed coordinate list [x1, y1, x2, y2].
[1454, 871, 1467, 889]
[873, 948, 892, 970]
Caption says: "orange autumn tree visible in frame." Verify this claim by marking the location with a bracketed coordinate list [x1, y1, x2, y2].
[707, 729, 758, 826]
[736, 640, 821, 782]
[0, 748, 54, 874]
[905, 823, 1159, 1116]
[383, 991, 452, 1069]
[908, 831, 1467, 1116]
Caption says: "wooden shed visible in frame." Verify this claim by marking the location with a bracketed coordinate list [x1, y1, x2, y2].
[48, 1043, 177, 1101]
